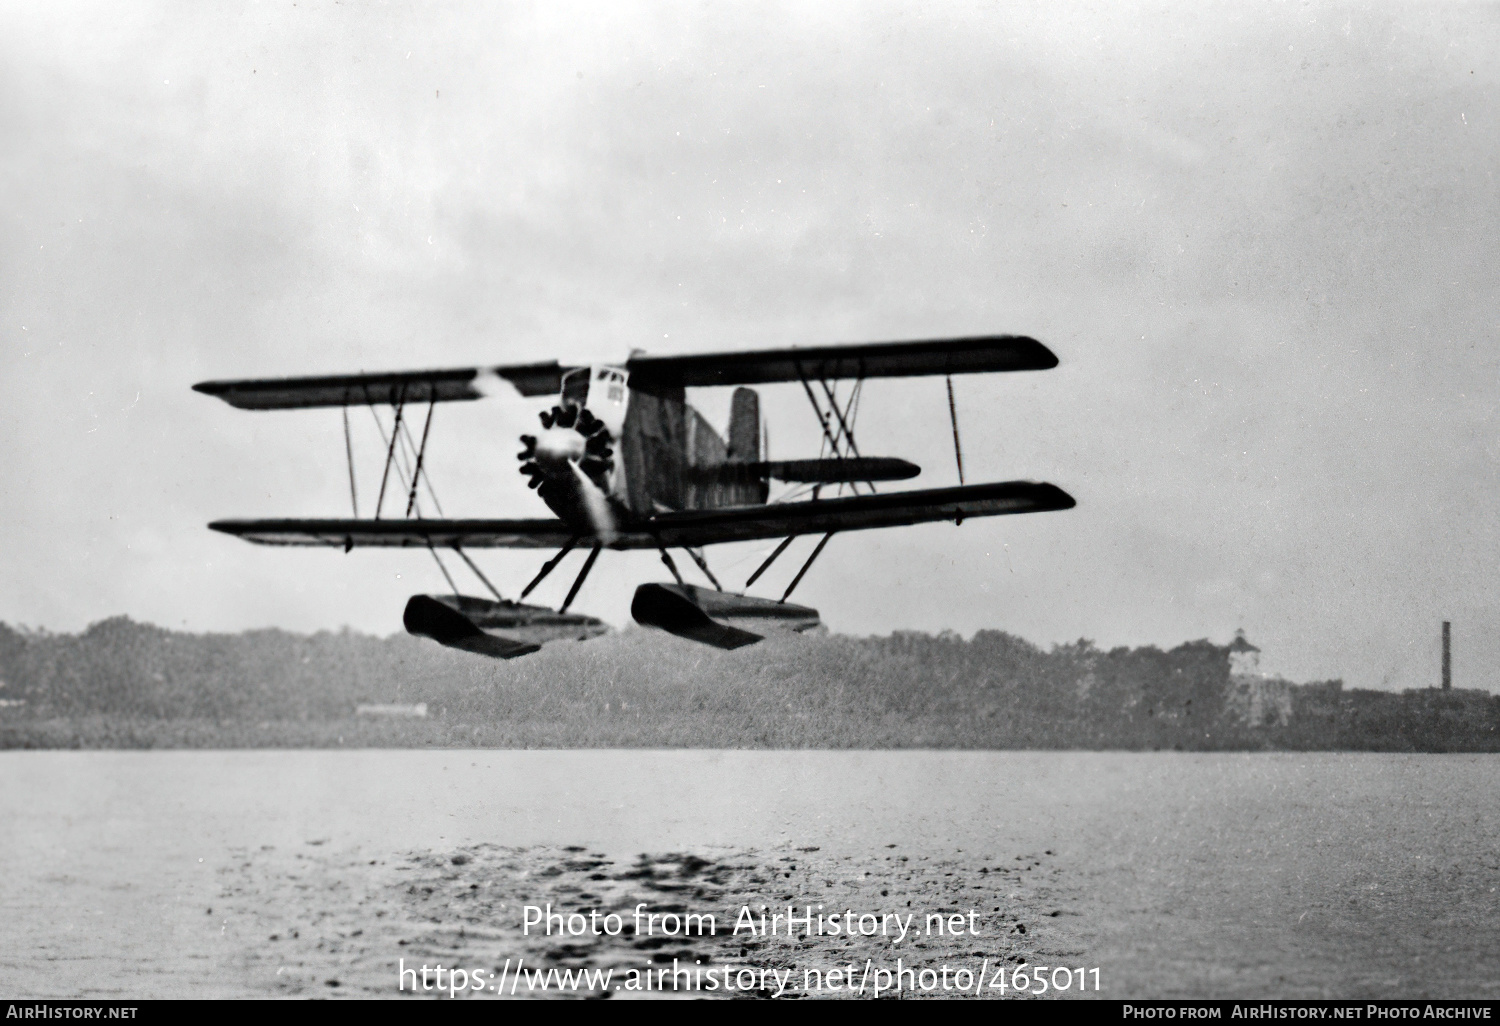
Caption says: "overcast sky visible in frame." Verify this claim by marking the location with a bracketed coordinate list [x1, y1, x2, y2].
[3, 1, 1496, 691]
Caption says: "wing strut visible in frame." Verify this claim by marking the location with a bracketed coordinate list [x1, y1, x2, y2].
[796, 361, 874, 496]
[799, 374, 844, 460]
[682, 547, 723, 591]
[781, 532, 835, 603]
[521, 537, 580, 599]
[374, 387, 407, 518]
[395, 405, 444, 516]
[359, 383, 446, 521]
[560, 545, 602, 613]
[819, 378, 865, 461]
[342, 406, 359, 517]
[405, 400, 437, 518]
[945, 374, 966, 486]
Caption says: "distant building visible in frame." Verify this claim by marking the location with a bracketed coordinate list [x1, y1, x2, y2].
[1228, 628, 1261, 676]
[1224, 630, 1293, 728]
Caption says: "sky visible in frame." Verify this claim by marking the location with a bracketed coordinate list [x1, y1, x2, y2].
[2, 1, 1496, 691]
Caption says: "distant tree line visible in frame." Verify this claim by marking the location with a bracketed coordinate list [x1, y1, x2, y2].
[0, 617, 1494, 750]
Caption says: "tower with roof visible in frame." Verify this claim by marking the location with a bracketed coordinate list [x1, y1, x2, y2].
[1228, 628, 1261, 678]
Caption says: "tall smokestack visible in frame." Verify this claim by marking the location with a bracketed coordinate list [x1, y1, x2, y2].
[1442, 621, 1451, 691]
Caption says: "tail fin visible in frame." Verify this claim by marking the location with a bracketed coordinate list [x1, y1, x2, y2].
[727, 387, 760, 462]
[723, 387, 769, 505]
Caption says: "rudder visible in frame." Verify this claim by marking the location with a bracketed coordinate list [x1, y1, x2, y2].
[725, 387, 768, 505]
[727, 387, 761, 461]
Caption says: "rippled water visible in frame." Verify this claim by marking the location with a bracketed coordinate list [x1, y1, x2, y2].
[2, 751, 1497, 998]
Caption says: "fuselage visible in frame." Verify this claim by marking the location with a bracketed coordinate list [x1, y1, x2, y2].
[517, 365, 768, 536]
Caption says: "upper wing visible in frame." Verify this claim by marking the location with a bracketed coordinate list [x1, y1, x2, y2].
[208, 481, 1074, 550]
[193, 336, 1055, 409]
[625, 335, 1056, 391]
[192, 362, 573, 410]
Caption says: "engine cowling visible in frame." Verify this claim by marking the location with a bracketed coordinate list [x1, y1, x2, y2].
[516, 403, 621, 539]
[517, 403, 614, 492]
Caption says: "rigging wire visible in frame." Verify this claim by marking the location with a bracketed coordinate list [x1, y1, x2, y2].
[365, 399, 427, 519]
[393, 417, 420, 510]
[425, 540, 459, 595]
[452, 545, 505, 602]
[820, 376, 873, 495]
[405, 400, 437, 519]
[341, 405, 359, 517]
[398, 411, 445, 517]
[798, 372, 843, 462]
[373, 393, 407, 518]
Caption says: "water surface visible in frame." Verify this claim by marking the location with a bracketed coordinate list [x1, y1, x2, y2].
[2, 751, 1496, 998]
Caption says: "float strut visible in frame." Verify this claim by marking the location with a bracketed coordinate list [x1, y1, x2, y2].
[683, 547, 722, 591]
[658, 548, 685, 586]
[521, 537, 580, 599]
[780, 532, 835, 603]
[746, 536, 795, 588]
[560, 545, 602, 613]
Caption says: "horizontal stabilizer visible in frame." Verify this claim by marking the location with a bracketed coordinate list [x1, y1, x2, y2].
[692, 457, 919, 485]
[403, 594, 608, 659]
[631, 583, 820, 650]
[766, 457, 919, 483]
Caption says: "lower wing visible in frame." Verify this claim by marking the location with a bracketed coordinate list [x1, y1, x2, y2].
[208, 480, 1074, 550]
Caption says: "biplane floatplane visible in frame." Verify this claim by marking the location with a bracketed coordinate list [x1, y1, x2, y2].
[194, 335, 1075, 658]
